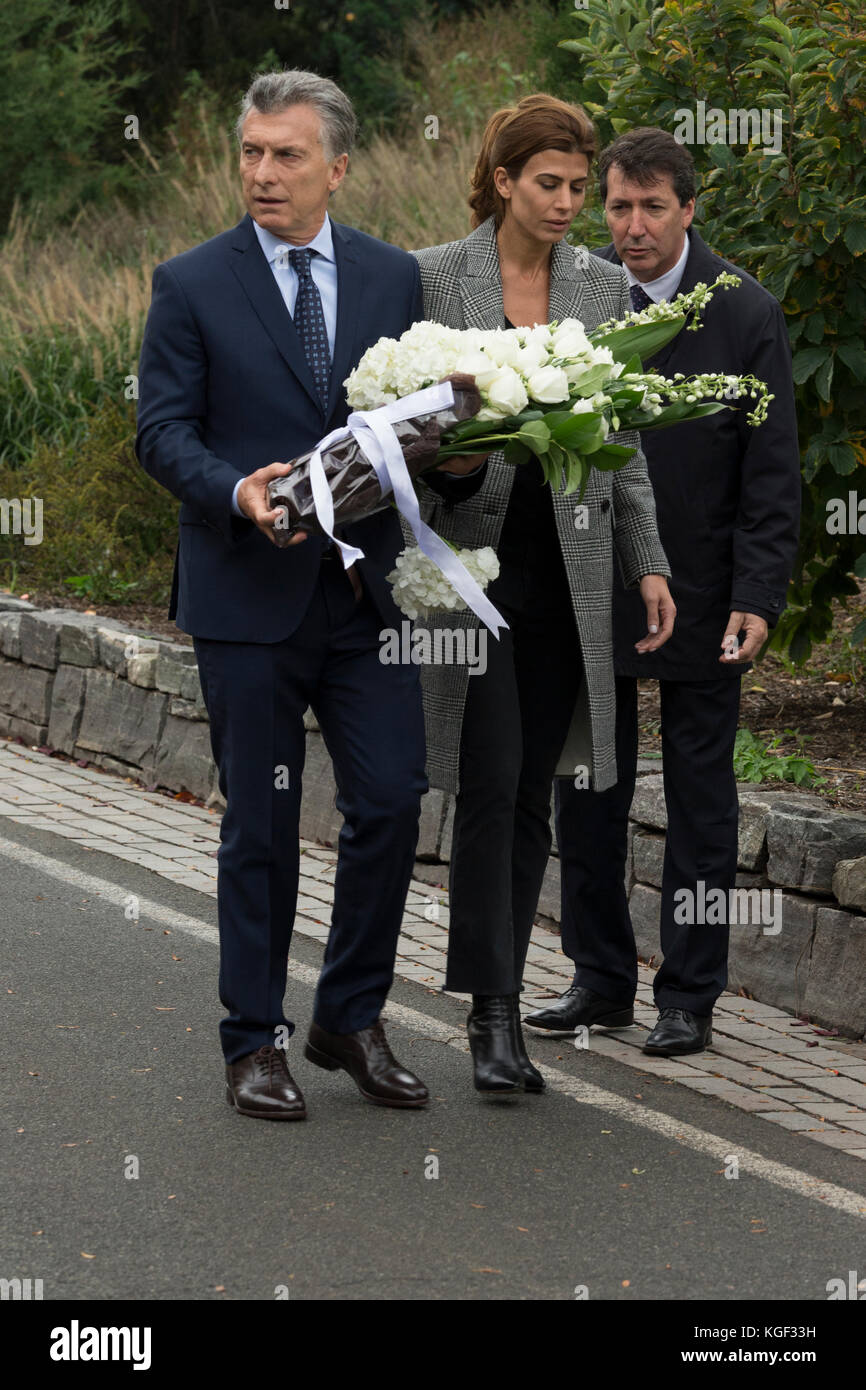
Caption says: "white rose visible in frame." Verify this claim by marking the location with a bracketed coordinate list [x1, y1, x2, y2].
[526, 365, 570, 404]
[552, 319, 592, 359]
[481, 331, 524, 370]
[484, 365, 529, 417]
[514, 341, 549, 373]
[453, 349, 494, 378]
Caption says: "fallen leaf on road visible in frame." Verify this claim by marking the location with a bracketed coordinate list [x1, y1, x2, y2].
[80, 1253, 95, 1259]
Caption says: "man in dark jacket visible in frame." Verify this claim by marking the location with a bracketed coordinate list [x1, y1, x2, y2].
[526, 127, 800, 1055]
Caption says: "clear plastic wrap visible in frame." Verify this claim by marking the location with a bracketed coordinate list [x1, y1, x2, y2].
[266, 374, 482, 546]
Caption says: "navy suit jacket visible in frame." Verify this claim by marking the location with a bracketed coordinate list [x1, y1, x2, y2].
[595, 227, 801, 680]
[136, 212, 427, 642]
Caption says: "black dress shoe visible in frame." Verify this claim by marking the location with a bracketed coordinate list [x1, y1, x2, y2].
[466, 995, 524, 1093]
[225, 1045, 307, 1120]
[511, 995, 545, 1092]
[523, 984, 634, 1034]
[305, 1018, 429, 1108]
[643, 1007, 713, 1056]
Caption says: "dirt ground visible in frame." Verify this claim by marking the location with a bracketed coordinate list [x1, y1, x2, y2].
[13, 583, 866, 814]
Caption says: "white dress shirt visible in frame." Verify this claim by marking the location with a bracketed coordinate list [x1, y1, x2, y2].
[622, 232, 690, 302]
[232, 215, 339, 516]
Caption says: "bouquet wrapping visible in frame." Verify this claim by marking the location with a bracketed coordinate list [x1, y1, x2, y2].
[267, 374, 482, 543]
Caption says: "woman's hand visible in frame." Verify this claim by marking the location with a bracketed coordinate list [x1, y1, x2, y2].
[635, 575, 676, 652]
[434, 451, 489, 476]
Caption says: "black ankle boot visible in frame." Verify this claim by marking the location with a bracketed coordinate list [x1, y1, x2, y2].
[467, 995, 524, 1093]
[510, 995, 545, 1092]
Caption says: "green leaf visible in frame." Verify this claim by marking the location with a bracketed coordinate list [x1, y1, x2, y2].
[815, 354, 834, 402]
[803, 311, 825, 344]
[590, 316, 688, 363]
[563, 455, 590, 498]
[588, 443, 636, 471]
[636, 401, 727, 431]
[503, 439, 530, 467]
[843, 221, 866, 255]
[826, 441, 856, 474]
[854, 553, 866, 580]
[837, 341, 866, 380]
[791, 347, 829, 383]
[516, 419, 552, 458]
[821, 215, 840, 244]
[550, 413, 606, 448]
[569, 363, 617, 397]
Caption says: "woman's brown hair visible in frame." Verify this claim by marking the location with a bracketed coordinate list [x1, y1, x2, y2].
[469, 92, 597, 230]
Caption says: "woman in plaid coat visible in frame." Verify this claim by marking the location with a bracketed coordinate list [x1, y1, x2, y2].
[412, 94, 674, 1095]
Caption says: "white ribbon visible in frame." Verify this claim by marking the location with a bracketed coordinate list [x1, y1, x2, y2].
[303, 382, 508, 637]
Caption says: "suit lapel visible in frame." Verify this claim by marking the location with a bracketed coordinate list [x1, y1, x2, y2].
[327, 220, 362, 419]
[227, 213, 323, 414]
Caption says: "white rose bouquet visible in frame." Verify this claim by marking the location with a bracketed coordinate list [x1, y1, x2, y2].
[269, 273, 773, 624]
[345, 272, 772, 503]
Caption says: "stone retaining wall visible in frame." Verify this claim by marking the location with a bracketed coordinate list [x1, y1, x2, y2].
[1, 595, 864, 1037]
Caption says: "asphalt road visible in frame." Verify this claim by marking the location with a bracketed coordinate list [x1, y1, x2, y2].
[2, 816, 866, 1311]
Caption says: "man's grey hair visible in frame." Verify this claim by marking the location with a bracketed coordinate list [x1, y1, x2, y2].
[236, 70, 357, 160]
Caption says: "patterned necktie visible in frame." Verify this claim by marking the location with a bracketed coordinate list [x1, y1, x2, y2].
[288, 248, 331, 409]
[629, 282, 654, 313]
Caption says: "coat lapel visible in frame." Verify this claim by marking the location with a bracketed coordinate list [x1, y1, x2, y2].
[594, 228, 716, 372]
[458, 216, 588, 328]
[227, 213, 323, 414]
[327, 220, 362, 420]
[549, 235, 588, 324]
[458, 219, 504, 329]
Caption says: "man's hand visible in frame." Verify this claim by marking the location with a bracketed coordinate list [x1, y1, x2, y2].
[434, 451, 488, 476]
[635, 574, 676, 653]
[236, 461, 308, 546]
[720, 611, 768, 663]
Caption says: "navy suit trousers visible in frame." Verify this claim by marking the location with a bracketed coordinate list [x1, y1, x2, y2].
[194, 559, 428, 1062]
[555, 676, 741, 1014]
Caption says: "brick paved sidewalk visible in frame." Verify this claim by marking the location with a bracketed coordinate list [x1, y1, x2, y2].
[3, 738, 866, 1158]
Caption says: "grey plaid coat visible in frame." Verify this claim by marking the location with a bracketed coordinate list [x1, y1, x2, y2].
[407, 216, 671, 795]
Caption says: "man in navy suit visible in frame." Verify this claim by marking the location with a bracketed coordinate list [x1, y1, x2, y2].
[526, 128, 800, 1056]
[137, 70, 480, 1119]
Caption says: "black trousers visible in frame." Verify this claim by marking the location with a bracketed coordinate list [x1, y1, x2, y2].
[194, 559, 428, 1062]
[446, 565, 582, 994]
[555, 675, 741, 1015]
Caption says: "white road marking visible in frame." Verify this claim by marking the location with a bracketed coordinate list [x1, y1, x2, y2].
[3, 833, 866, 1220]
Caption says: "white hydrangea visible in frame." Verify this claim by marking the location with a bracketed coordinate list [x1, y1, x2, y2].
[387, 545, 501, 621]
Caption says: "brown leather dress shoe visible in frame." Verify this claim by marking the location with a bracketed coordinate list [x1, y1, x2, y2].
[225, 1044, 307, 1120]
[305, 1018, 429, 1108]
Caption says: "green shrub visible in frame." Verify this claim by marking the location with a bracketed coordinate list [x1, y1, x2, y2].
[556, 0, 866, 666]
[0, 399, 176, 603]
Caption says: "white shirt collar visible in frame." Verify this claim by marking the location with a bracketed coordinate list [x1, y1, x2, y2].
[623, 232, 689, 302]
[253, 213, 335, 266]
